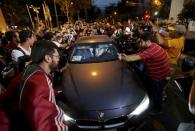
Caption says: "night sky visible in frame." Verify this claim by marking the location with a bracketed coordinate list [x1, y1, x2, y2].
[94, 0, 121, 8]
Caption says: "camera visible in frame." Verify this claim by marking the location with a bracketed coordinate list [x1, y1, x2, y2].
[181, 55, 195, 72]
[116, 34, 141, 55]
[178, 54, 195, 72]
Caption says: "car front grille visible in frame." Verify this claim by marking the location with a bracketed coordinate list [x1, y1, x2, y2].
[76, 120, 101, 129]
[104, 116, 128, 128]
[76, 116, 128, 129]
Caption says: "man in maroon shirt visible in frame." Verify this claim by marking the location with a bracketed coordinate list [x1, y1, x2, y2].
[0, 40, 68, 131]
[118, 32, 170, 113]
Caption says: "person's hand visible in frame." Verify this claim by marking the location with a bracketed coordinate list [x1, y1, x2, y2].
[149, 21, 159, 32]
[118, 53, 127, 61]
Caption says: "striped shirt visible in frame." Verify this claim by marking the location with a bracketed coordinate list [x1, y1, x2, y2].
[0, 65, 68, 131]
[139, 43, 170, 80]
[19, 65, 68, 131]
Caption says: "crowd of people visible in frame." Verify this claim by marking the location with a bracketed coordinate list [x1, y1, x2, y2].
[0, 19, 194, 131]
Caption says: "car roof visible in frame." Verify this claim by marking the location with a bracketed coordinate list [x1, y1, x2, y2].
[75, 35, 113, 44]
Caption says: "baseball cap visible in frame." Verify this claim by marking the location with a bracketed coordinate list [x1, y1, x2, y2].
[167, 26, 175, 31]
[168, 25, 186, 34]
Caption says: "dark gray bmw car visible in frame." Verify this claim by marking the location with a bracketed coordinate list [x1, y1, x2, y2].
[57, 35, 150, 131]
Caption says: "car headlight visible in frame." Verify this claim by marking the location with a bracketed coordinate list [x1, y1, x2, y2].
[63, 113, 75, 122]
[127, 94, 150, 118]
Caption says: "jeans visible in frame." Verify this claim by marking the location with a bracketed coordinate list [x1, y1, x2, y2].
[147, 79, 168, 112]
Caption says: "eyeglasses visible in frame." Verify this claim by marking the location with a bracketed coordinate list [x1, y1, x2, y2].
[50, 54, 60, 59]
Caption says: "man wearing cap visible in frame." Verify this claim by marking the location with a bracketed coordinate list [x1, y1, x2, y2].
[118, 32, 170, 113]
[152, 22, 186, 65]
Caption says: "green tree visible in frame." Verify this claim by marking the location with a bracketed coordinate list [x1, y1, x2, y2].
[82, 0, 92, 20]
[178, 1, 195, 22]
[1, 0, 30, 26]
[73, 0, 91, 20]
[158, 0, 171, 19]
[88, 5, 102, 21]
[54, 0, 73, 23]
[54, 0, 92, 23]
[105, 4, 117, 17]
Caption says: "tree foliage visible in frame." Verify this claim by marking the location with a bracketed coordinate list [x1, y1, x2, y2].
[103, 0, 171, 21]
[1, 0, 30, 26]
[158, 0, 171, 19]
[54, 0, 72, 22]
[178, 1, 195, 21]
[54, 0, 92, 22]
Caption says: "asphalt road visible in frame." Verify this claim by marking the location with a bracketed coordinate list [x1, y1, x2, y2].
[138, 80, 195, 131]
[91, 80, 195, 131]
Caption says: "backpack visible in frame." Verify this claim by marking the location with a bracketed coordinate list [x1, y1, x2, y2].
[1, 47, 31, 86]
[13, 47, 26, 56]
[4, 47, 26, 63]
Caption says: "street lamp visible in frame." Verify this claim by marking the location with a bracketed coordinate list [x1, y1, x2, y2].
[154, 11, 159, 16]
[126, 1, 144, 6]
[153, 0, 161, 7]
[113, 11, 118, 24]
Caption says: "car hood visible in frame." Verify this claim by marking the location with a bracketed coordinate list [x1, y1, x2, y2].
[60, 61, 145, 111]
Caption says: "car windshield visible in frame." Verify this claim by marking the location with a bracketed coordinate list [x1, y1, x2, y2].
[70, 42, 118, 63]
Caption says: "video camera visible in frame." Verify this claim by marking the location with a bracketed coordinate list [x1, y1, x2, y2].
[116, 34, 141, 55]
[180, 55, 195, 72]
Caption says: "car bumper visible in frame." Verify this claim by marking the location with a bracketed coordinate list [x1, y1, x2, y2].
[66, 105, 151, 131]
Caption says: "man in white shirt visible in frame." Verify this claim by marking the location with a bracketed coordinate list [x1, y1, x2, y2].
[11, 30, 36, 62]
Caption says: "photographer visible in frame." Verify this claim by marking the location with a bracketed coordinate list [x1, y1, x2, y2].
[151, 22, 186, 65]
